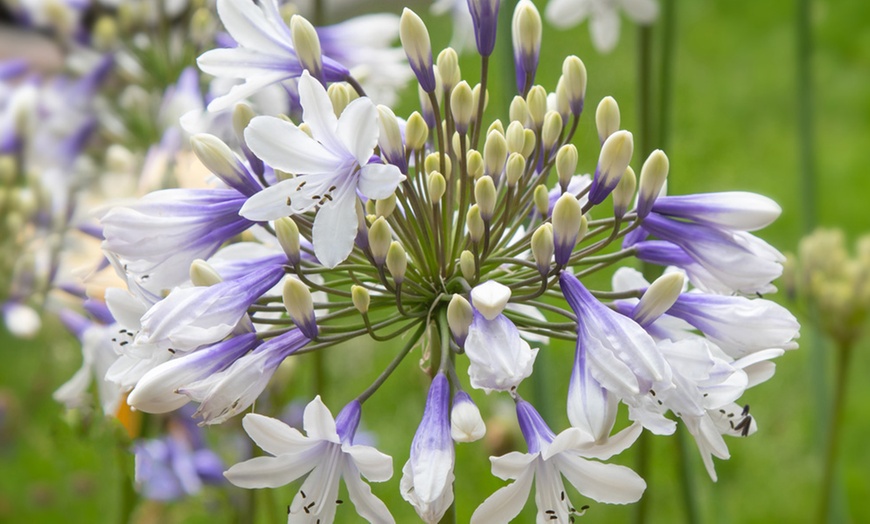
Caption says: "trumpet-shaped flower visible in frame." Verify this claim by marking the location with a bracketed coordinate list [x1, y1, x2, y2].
[240, 72, 405, 268]
[225, 398, 395, 524]
[471, 399, 645, 523]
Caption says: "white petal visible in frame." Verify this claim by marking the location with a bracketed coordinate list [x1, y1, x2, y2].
[556, 453, 646, 504]
[358, 163, 405, 200]
[337, 97, 379, 165]
[303, 395, 340, 443]
[489, 451, 537, 480]
[343, 461, 395, 524]
[312, 190, 359, 268]
[470, 467, 535, 524]
[543, 428, 591, 460]
[471, 280, 512, 320]
[238, 178, 296, 221]
[576, 422, 643, 460]
[298, 72, 345, 155]
[545, 0, 591, 29]
[203, 70, 291, 113]
[621, 0, 660, 24]
[346, 444, 394, 482]
[224, 452, 319, 488]
[215, 0, 291, 55]
[245, 115, 341, 174]
[242, 413, 313, 456]
[590, 9, 621, 53]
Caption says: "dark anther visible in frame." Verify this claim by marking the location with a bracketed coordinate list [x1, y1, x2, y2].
[119, 341, 128, 346]
[741, 404, 750, 417]
[649, 389, 656, 396]
[286, 196, 292, 206]
[287, 505, 291, 515]
[336, 500, 343, 505]
[168, 348, 176, 354]
[301, 490, 306, 498]
[546, 510, 556, 514]
[561, 491, 565, 501]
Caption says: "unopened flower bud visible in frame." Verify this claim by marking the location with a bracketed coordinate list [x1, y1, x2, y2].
[377, 105, 406, 172]
[509, 96, 529, 125]
[612, 166, 637, 220]
[506, 121, 525, 155]
[190, 259, 222, 287]
[451, 391, 486, 442]
[447, 294, 473, 346]
[471, 280, 511, 320]
[512, 0, 542, 93]
[526, 85, 547, 129]
[588, 130, 633, 205]
[487, 119, 504, 136]
[386, 241, 407, 283]
[505, 153, 526, 187]
[190, 133, 260, 196]
[400, 8, 436, 92]
[366, 201, 376, 216]
[428, 171, 447, 203]
[437, 48, 461, 91]
[562, 56, 587, 116]
[451, 81, 474, 135]
[283, 278, 318, 339]
[467, 205, 485, 243]
[290, 15, 323, 82]
[556, 144, 578, 192]
[555, 77, 571, 120]
[368, 217, 392, 265]
[534, 184, 549, 216]
[471, 84, 487, 125]
[375, 194, 397, 218]
[327, 84, 350, 117]
[418, 84, 436, 127]
[351, 285, 370, 314]
[637, 149, 669, 219]
[460, 250, 476, 281]
[467, 150, 484, 179]
[483, 131, 507, 179]
[275, 217, 301, 265]
[522, 129, 536, 158]
[425, 152, 451, 179]
[541, 111, 563, 152]
[596, 96, 620, 144]
[552, 193, 583, 265]
[405, 111, 429, 151]
[92, 15, 118, 51]
[474, 176, 497, 221]
[532, 223, 554, 275]
[633, 272, 685, 327]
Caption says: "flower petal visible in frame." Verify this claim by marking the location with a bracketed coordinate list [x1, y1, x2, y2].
[358, 162, 405, 200]
[346, 444, 394, 482]
[245, 115, 341, 174]
[343, 461, 396, 524]
[242, 413, 313, 456]
[590, 9, 620, 53]
[489, 451, 537, 481]
[303, 395, 340, 443]
[337, 97, 379, 165]
[297, 72, 344, 155]
[223, 452, 320, 488]
[555, 453, 646, 504]
[312, 189, 359, 268]
[470, 466, 535, 524]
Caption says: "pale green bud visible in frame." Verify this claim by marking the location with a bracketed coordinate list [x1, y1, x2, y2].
[190, 259, 222, 287]
[283, 278, 317, 337]
[541, 111, 563, 152]
[487, 119, 505, 136]
[92, 15, 118, 51]
[405, 112, 429, 151]
[483, 130, 507, 179]
[276, 217, 301, 266]
[526, 85, 547, 128]
[451, 81, 474, 134]
[474, 176, 497, 221]
[425, 152, 451, 179]
[290, 15, 323, 80]
[386, 241, 408, 283]
[467, 150, 484, 180]
[633, 272, 685, 326]
[447, 294, 474, 345]
[351, 285, 370, 314]
[190, 133, 253, 191]
[298, 122, 313, 138]
[534, 184, 549, 216]
[556, 144, 578, 192]
[377, 105, 404, 163]
[329, 84, 351, 117]
[365, 200, 376, 216]
[637, 149, 669, 219]
[596, 96, 620, 144]
[400, 9, 435, 92]
[467, 204, 485, 243]
[612, 166, 637, 220]
[437, 48, 460, 91]
[593, 130, 633, 201]
[552, 193, 583, 264]
[368, 217, 392, 265]
[452, 131, 462, 156]
[428, 171, 447, 203]
[531, 223, 554, 274]
[512, 0, 542, 71]
[460, 251, 476, 281]
[189, 7, 213, 46]
[555, 77, 571, 119]
[562, 56, 587, 116]
[375, 194, 397, 218]
[506, 121, 525, 155]
[522, 129, 537, 158]
[509, 96, 529, 125]
[232, 103, 256, 140]
[105, 145, 135, 174]
[505, 152, 526, 187]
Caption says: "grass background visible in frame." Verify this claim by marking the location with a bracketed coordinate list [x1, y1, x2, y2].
[2, 0, 870, 522]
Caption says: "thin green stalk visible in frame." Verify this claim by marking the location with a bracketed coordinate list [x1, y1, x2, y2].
[357, 323, 427, 404]
[817, 343, 853, 523]
[676, 424, 701, 524]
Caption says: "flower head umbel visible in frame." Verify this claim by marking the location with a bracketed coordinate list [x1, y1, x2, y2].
[225, 398, 394, 523]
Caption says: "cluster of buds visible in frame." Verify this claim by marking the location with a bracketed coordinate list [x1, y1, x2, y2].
[786, 228, 870, 348]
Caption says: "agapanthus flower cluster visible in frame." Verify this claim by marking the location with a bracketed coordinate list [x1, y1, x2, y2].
[12, 0, 799, 522]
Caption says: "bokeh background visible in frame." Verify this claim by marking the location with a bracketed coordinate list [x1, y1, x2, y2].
[1, 0, 868, 522]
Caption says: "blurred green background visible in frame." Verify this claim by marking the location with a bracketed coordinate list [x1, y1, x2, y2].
[2, 0, 869, 522]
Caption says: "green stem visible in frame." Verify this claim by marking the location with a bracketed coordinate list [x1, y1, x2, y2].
[357, 323, 427, 404]
[796, 0, 816, 233]
[817, 343, 853, 523]
[676, 424, 701, 524]
[634, 430, 652, 524]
